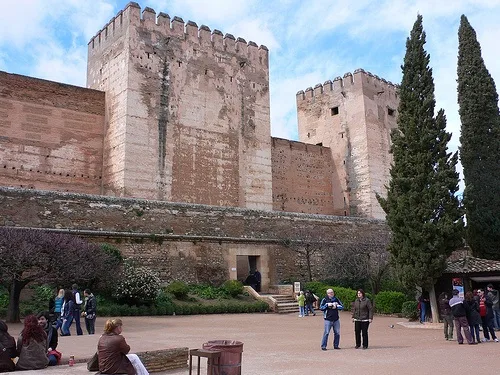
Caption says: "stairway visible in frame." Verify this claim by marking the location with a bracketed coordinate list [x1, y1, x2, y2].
[272, 294, 299, 314]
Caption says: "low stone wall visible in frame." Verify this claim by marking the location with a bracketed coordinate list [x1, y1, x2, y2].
[64, 347, 188, 372]
[138, 348, 188, 372]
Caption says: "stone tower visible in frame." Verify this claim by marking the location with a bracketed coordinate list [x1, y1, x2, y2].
[87, 2, 272, 209]
[296, 69, 399, 219]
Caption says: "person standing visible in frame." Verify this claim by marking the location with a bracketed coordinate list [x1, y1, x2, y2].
[320, 288, 344, 350]
[352, 289, 373, 349]
[464, 292, 481, 343]
[297, 291, 305, 318]
[438, 292, 454, 341]
[304, 290, 316, 316]
[53, 289, 64, 331]
[61, 290, 75, 336]
[83, 289, 97, 335]
[449, 289, 475, 345]
[486, 284, 500, 330]
[478, 288, 498, 342]
[254, 269, 262, 293]
[419, 291, 430, 324]
[0, 320, 16, 372]
[72, 284, 84, 336]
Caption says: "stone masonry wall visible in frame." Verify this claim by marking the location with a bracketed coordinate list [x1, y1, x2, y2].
[296, 69, 399, 219]
[271, 137, 338, 215]
[87, 3, 272, 210]
[0, 71, 105, 194]
[0, 187, 390, 286]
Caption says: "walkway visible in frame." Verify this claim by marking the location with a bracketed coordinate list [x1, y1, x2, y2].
[8, 312, 500, 375]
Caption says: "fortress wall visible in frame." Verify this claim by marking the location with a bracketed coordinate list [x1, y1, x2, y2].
[88, 3, 272, 209]
[360, 70, 398, 219]
[0, 187, 390, 285]
[0, 72, 105, 194]
[296, 69, 398, 218]
[271, 138, 339, 215]
[87, 4, 134, 196]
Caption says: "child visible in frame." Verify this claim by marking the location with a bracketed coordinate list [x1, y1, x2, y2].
[297, 291, 305, 317]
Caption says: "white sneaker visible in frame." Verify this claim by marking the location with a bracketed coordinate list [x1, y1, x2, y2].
[482, 338, 489, 342]
[494, 338, 499, 342]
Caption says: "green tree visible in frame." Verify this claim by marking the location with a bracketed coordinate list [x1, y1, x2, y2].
[457, 15, 500, 260]
[377, 15, 463, 322]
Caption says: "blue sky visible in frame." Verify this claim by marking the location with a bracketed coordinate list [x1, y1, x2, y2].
[1, 0, 499, 190]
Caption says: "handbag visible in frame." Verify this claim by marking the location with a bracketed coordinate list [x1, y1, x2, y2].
[85, 313, 96, 320]
[87, 352, 99, 372]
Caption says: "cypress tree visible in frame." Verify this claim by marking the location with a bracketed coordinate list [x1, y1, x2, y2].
[377, 15, 463, 322]
[457, 15, 500, 260]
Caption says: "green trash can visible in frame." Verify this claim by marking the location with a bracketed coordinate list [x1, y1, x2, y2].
[202, 339, 243, 375]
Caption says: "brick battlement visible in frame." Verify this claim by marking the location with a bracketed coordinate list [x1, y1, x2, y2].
[296, 69, 398, 100]
[88, 2, 268, 64]
[272, 137, 330, 155]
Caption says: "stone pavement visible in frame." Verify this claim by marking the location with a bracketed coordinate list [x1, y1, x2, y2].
[8, 312, 500, 375]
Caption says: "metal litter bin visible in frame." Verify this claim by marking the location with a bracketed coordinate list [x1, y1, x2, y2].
[202, 340, 243, 375]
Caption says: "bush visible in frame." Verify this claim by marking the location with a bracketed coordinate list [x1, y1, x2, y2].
[374, 291, 407, 314]
[401, 300, 419, 321]
[189, 284, 229, 299]
[114, 262, 161, 306]
[222, 280, 244, 298]
[166, 281, 190, 300]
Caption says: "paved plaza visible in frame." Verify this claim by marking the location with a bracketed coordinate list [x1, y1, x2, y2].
[8, 311, 500, 375]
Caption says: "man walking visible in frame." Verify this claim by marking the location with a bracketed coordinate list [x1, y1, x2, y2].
[449, 289, 475, 345]
[320, 288, 344, 350]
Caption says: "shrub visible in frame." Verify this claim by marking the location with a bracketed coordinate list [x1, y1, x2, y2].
[374, 291, 407, 314]
[0, 288, 9, 309]
[166, 281, 190, 300]
[155, 290, 175, 314]
[222, 280, 244, 298]
[189, 284, 229, 299]
[114, 262, 161, 306]
[401, 301, 419, 321]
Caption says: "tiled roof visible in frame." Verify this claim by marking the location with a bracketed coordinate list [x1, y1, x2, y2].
[445, 256, 500, 274]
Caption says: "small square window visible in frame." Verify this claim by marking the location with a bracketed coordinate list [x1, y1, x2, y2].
[331, 106, 339, 116]
[388, 108, 395, 116]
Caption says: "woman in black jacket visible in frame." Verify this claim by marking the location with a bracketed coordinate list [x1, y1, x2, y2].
[351, 289, 373, 349]
[83, 289, 97, 335]
[464, 291, 481, 344]
[0, 320, 16, 372]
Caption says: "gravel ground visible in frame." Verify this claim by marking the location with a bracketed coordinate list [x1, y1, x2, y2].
[7, 311, 500, 375]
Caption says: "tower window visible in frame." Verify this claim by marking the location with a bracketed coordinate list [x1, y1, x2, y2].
[388, 108, 395, 116]
[331, 106, 339, 116]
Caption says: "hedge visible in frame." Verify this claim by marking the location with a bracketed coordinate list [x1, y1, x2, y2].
[374, 291, 406, 314]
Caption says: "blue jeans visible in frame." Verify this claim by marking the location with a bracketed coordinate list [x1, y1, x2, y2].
[299, 306, 305, 316]
[470, 324, 480, 342]
[420, 302, 427, 323]
[493, 309, 500, 329]
[321, 319, 340, 349]
[61, 316, 74, 336]
[305, 304, 315, 315]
